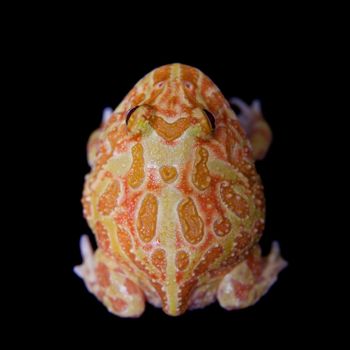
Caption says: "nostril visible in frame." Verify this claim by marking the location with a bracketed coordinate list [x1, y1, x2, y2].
[184, 81, 193, 90]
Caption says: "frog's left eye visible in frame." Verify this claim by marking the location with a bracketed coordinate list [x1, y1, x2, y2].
[126, 106, 140, 125]
[203, 109, 216, 130]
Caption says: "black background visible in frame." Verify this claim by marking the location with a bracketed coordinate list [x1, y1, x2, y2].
[17, 56, 322, 345]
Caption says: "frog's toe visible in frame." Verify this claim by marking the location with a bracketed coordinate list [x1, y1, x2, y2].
[230, 97, 272, 160]
[102, 107, 113, 124]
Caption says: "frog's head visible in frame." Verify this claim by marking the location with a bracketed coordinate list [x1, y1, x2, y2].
[116, 63, 232, 142]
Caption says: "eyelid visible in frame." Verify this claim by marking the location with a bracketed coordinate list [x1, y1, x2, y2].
[203, 109, 216, 130]
[126, 106, 139, 125]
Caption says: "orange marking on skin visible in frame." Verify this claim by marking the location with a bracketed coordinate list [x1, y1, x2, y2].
[115, 179, 143, 241]
[176, 251, 190, 271]
[225, 127, 241, 165]
[117, 225, 158, 280]
[151, 281, 168, 311]
[235, 230, 252, 251]
[194, 245, 223, 276]
[181, 65, 199, 106]
[197, 232, 216, 256]
[146, 168, 162, 191]
[192, 146, 211, 190]
[108, 124, 140, 153]
[210, 254, 244, 279]
[95, 221, 111, 254]
[214, 217, 232, 237]
[150, 116, 191, 141]
[153, 65, 171, 83]
[128, 143, 145, 188]
[114, 267, 124, 274]
[253, 184, 265, 211]
[104, 113, 117, 128]
[110, 298, 128, 312]
[169, 95, 180, 108]
[147, 86, 166, 104]
[157, 83, 174, 107]
[151, 248, 167, 272]
[233, 280, 252, 301]
[181, 65, 199, 85]
[159, 165, 178, 183]
[103, 171, 113, 179]
[231, 118, 246, 138]
[178, 279, 198, 314]
[132, 92, 146, 106]
[107, 127, 119, 150]
[220, 181, 249, 219]
[132, 258, 158, 281]
[144, 66, 171, 103]
[254, 219, 265, 238]
[96, 263, 110, 288]
[175, 227, 187, 250]
[246, 246, 263, 280]
[117, 226, 132, 252]
[176, 161, 193, 196]
[176, 271, 184, 283]
[178, 197, 204, 245]
[137, 194, 158, 243]
[94, 145, 110, 173]
[125, 278, 140, 295]
[97, 180, 120, 215]
[198, 137, 226, 160]
[201, 76, 225, 114]
[192, 175, 225, 228]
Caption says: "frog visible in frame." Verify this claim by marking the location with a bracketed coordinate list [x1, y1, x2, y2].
[74, 63, 287, 317]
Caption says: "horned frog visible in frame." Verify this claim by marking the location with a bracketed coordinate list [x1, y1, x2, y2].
[74, 63, 287, 317]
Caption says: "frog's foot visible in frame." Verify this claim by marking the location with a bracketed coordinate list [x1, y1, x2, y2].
[74, 235, 145, 317]
[87, 108, 113, 167]
[230, 98, 272, 160]
[217, 242, 287, 310]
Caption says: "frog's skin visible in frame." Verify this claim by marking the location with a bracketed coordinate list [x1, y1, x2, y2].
[74, 64, 287, 317]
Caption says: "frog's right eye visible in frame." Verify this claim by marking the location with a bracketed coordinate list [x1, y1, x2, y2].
[126, 105, 154, 134]
[126, 106, 140, 126]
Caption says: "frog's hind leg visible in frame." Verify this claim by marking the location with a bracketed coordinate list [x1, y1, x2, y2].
[217, 242, 287, 310]
[74, 235, 145, 317]
[230, 98, 272, 160]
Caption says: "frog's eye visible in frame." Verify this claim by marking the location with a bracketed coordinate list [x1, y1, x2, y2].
[126, 106, 140, 125]
[203, 109, 216, 130]
[126, 105, 154, 134]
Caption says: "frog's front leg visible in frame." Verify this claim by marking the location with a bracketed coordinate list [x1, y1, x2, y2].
[74, 235, 145, 317]
[230, 98, 272, 160]
[217, 242, 287, 310]
[87, 108, 113, 167]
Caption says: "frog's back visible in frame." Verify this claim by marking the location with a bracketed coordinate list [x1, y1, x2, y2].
[82, 64, 265, 315]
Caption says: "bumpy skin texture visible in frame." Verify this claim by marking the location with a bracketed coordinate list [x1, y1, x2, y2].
[74, 64, 287, 317]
